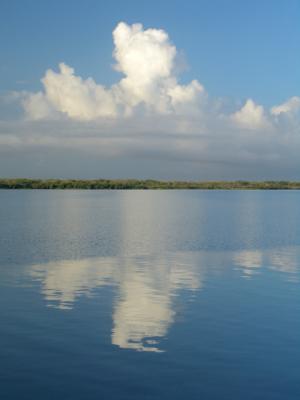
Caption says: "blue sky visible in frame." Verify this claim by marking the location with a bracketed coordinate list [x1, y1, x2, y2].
[1, 0, 299, 104]
[0, 0, 299, 179]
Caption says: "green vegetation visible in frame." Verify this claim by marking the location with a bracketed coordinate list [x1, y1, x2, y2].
[0, 179, 300, 190]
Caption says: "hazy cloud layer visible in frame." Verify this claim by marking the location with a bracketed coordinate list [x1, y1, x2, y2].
[1, 22, 300, 178]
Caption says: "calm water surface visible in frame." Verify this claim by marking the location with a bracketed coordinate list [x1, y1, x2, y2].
[1, 190, 300, 399]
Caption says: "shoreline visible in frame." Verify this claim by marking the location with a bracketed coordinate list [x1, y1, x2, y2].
[1, 179, 300, 190]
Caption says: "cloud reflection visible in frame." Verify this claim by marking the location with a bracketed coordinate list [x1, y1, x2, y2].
[29, 245, 300, 352]
[234, 246, 300, 280]
[234, 250, 263, 278]
[30, 252, 202, 352]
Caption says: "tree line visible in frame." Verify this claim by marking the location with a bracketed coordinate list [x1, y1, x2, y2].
[0, 179, 300, 190]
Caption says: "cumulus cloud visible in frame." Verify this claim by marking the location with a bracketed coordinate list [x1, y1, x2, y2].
[23, 22, 204, 121]
[271, 96, 300, 116]
[1, 21, 300, 179]
[23, 92, 54, 120]
[23, 63, 118, 120]
[230, 99, 270, 130]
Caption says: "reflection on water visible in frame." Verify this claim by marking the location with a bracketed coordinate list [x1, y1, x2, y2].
[2, 191, 300, 399]
[235, 246, 300, 280]
[30, 253, 202, 352]
[30, 258, 114, 309]
[234, 250, 263, 278]
[29, 245, 300, 352]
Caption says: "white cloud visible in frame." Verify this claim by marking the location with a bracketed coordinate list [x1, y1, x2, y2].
[22, 91, 54, 120]
[231, 99, 270, 130]
[271, 96, 300, 116]
[23, 22, 204, 121]
[1, 21, 300, 178]
[23, 63, 118, 120]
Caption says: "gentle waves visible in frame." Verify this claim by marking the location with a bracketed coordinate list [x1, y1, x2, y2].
[1, 190, 300, 399]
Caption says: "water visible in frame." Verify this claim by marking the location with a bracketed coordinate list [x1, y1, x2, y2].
[1, 190, 300, 399]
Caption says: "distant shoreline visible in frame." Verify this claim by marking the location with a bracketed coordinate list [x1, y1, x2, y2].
[1, 179, 300, 190]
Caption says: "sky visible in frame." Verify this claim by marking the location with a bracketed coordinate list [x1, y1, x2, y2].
[0, 0, 299, 180]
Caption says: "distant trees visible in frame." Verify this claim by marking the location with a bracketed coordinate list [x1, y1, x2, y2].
[0, 179, 300, 190]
